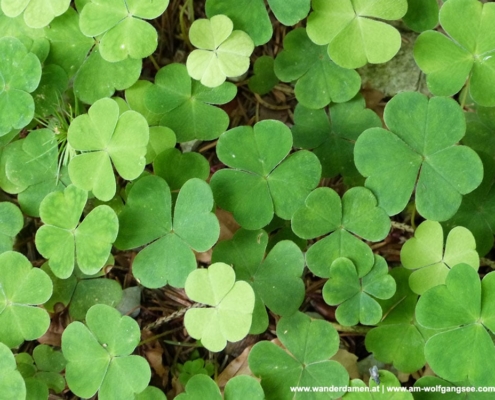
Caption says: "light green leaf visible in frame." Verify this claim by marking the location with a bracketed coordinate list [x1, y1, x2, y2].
[0, 36, 41, 136]
[343, 370, 413, 400]
[44, 8, 94, 78]
[1, 0, 70, 28]
[62, 304, 151, 399]
[307, 0, 407, 68]
[401, 220, 479, 294]
[0, 343, 26, 399]
[74, 48, 141, 105]
[212, 229, 305, 333]
[68, 98, 149, 201]
[35, 185, 119, 278]
[0, 251, 52, 348]
[79, 0, 168, 62]
[184, 262, 255, 352]
[0, 202, 23, 255]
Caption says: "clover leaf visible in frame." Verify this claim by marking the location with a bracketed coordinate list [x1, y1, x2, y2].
[153, 148, 209, 191]
[205, 0, 271, 45]
[67, 98, 149, 201]
[177, 374, 264, 400]
[145, 63, 236, 142]
[416, 264, 495, 386]
[42, 263, 123, 320]
[343, 370, 413, 400]
[401, 220, 479, 294]
[35, 184, 119, 279]
[248, 312, 348, 400]
[17, 344, 67, 396]
[0, 342, 26, 398]
[414, 0, 495, 106]
[73, 46, 142, 104]
[403, 0, 439, 32]
[1, 0, 70, 28]
[365, 268, 427, 373]
[0, 202, 23, 254]
[0, 36, 41, 136]
[274, 28, 361, 109]
[267, 0, 310, 26]
[3, 129, 58, 191]
[43, 8, 94, 78]
[323, 256, 396, 326]
[210, 119, 321, 230]
[187, 15, 254, 88]
[291, 95, 381, 178]
[354, 92, 483, 221]
[306, 0, 408, 69]
[212, 229, 305, 334]
[443, 153, 495, 256]
[62, 304, 151, 400]
[125, 80, 167, 127]
[0, 251, 52, 348]
[79, 0, 169, 62]
[463, 107, 495, 159]
[184, 262, 255, 352]
[248, 56, 278, 95]
[293, 186, 389, 278]
[116, 175, 219, 289]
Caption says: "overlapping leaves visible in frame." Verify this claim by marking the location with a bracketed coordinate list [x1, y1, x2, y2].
[323, 256, 396, 326]
[365, 268, 427, 373]
[249, 312, 348, 400]
[355, 92, 483, 221]
[416, 264, 495, 386]
[145, 63, 236, 142]
[62, 304, 151, 400]
[0, 201, 23, 254]
[0, 36, 41, 136]
[291, 95, 381, 178]
[115, 175, 219, 288]
[212, 229, 305, 333]
[35, 184, 119, 279]
[210, 119, 321, 230]
[68, 97, 149, 201]
[274, 28, 361, 109]
[414, 0, 495, 106]
[306, 0, 408, 68]
[184, 262, 255, 352]
[1, 0, 70, 28]
[79, 0, 169, 62]
[400, 220, 479, 294]
[0, 251, 52, 348]
[292, 186, 390, 279]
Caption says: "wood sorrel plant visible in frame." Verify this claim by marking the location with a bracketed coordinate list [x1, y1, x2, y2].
[1, 0, 495, 398]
